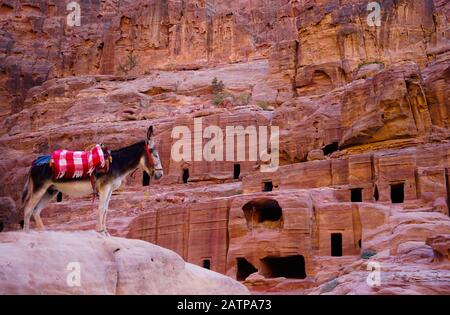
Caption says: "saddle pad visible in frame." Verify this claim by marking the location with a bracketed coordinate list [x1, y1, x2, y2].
[51, 144, 106, 179]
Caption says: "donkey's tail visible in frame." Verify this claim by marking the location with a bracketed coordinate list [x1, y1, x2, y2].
[22, 168, 32, 204]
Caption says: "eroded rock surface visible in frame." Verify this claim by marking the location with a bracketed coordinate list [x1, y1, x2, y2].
[0, 230, 249, 295]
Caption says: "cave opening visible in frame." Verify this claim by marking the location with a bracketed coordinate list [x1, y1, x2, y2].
[351, 188, 363, 202]
[323, 142, 339, 156]
[202, 259, 211, 270]
[19, 220, 24, 229]
[331, 233, 343, 257]
[233, 163, 240, 179]
[260, 255, 306, 279]
[236, 257, 258, 281]
[0, 221, 3, 232]
[57, 192, 63, 203]
[390, 183, 404, 203]
[262, 181, 273, 192]
[242, 198, 283, 229]
[374, 185, 379, 201]
[143, 171, 150, 186]
[182, 168, 189, 184]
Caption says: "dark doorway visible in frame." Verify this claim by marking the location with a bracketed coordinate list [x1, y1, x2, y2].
[242, 198, 283, 229]
[358, 239, 362, 248]
[182, 168, 189, 184]
[0, 221, 3, 232]
[351, 188, 363, 202]
[143, 171, 150, 186]
[19, 220, 24, 229]
[236, 257, 258, 281]
[323, 142, 339, 156]
[373, 185, 379, 201]
[57, 192, 63, 203]
[260, 255, 306, 279]
[233, 164, 241, 179]
[331, 233, 343, 257]
[263, 181, 273, 192]
[390, 183, 405, 203]
[202, 259, 211, 270]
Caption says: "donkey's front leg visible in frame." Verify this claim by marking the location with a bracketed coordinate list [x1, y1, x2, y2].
[96, 185, 112, 236]
[101, 188, 113, 236]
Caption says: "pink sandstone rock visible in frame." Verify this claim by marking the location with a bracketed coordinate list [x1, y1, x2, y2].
[0, 230, 249, 295]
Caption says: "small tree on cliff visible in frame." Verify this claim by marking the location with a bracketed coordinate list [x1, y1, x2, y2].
[117, 52, 138, 75]
[211, 77, 233, 106]
[211, 77, 225, 94]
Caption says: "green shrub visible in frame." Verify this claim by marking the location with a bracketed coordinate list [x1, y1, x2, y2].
[118, 52, 138, 75]
[321, 278, 338, 294]
[212, 91, 234, 106]
[211, 78, 236, 106]
[232, 189, 243, 195]
[257, 101, 270, 110]
[237, 92, 251, 105]
[361, 249, 377, 259]
[212, 77, 225, 94]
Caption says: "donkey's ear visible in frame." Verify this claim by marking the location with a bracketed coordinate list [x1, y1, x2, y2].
[147, 125, 154, 140]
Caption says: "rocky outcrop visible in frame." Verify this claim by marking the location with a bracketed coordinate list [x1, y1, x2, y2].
[0, 230, 249, 294]
[0, 0, 292, 115]
[2, 0, 449, 115]
[426, 234, 450, 262]
[309, 226, 450, 295]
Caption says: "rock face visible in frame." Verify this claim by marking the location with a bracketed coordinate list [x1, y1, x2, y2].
[0, 231, 249, 294]
[0, 0, 449, 295]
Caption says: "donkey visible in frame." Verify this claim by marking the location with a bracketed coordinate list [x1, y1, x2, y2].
[21, 125, 163, 235]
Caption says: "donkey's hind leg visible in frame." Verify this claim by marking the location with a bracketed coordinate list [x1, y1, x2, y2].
[96, 184, 112, 235]
[32, 188, 58, 230]
[23, 186, 49, 231]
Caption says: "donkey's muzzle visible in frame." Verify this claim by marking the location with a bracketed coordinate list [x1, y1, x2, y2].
[154, 170, 163, 180]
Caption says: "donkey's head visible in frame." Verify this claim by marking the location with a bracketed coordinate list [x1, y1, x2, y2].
[140, 125, 163, 180]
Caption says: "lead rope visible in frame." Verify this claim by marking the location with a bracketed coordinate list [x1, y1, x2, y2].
[145, 142, 155, 167]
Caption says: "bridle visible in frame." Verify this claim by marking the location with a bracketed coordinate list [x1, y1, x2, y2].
[145, 141, 163, 173]
[145, 141, 155, 168]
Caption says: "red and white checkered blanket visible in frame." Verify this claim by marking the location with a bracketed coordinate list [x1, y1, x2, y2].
[50, 144, 106, 179]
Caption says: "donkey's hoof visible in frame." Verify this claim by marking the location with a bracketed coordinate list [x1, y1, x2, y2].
[97, 230, 111, 237]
